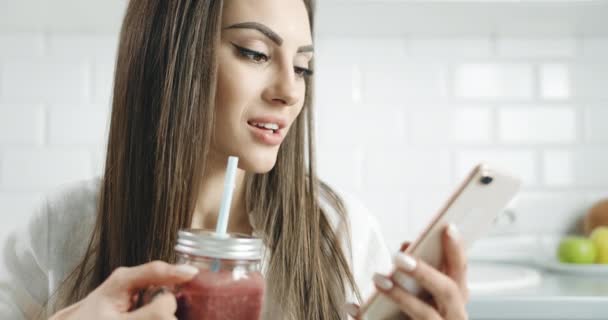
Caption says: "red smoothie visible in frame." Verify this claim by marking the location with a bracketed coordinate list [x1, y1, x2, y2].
[175, 268, 265, 320]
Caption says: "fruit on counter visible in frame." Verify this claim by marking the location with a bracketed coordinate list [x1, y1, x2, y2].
[584, 199, 608, 236]
[590, 226, 608, 264]
[557, 236, 597, 264]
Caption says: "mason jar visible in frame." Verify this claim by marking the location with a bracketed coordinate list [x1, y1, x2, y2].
[139, 229, 265, 320]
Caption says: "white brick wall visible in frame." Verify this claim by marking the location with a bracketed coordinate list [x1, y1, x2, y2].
[315, 104, 406, 148]
[571, 62, 608, 99]
[0, 33, 116, 241]
[513, 192, 589, 234]
[0, 192, 44, 241]
[453, 63, 535, 100]
[0, 33, 44, 58]
[48, 106, 110, 145]
[409, 107, 492, 144]
[363, 148, 452, 189]
[0, 148, 92, 190]
[1, 3, 608, 252]
[364, 61, 449, 103]
[496, 38, 577, 58]
[542, 148, 608, 187]
[0, 105, 45, 145]
[581, 37, 608, 57]
[540, 64, 571, 100]
[407, 37, 492, 58]
[586, 107, 608, 142]
[498, 107, 577, 144]
[315, 33, 608, 248]
[317, 147, 365, 194]
[1, 58, 90, 103]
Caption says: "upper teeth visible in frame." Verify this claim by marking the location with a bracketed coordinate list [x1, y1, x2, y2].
[252, 122, 279, 130]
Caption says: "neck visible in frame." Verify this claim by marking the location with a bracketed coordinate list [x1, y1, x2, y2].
[191, 153, 252, 235]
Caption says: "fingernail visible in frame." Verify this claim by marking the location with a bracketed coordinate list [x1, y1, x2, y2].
[174, 264, 199, 277]
[447, 223, 460, 240]
[344, 303, 359, 317]
[373, 273, 394, 290]
[392, 272, 419, 293]
[393, 252, 417, 272]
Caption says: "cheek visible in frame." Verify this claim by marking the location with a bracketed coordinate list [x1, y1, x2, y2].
[215, 65, 240, 110]
[292, 84, 307, 116]
[215, 74, 245, 133]
[215, 62, 262, 117]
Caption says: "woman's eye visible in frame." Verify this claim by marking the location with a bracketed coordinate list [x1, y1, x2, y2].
[233, 44, 269, 63]
[294, 66, 313, 79]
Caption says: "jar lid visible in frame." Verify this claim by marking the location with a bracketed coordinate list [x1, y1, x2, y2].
[175, 229, 263, 260]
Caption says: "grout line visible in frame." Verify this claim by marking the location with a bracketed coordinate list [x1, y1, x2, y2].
[85, 59, 94, 105]
[491, 104, 500, 144]
[535, 146, 546, 188]
[43, 103, 51, 147]
[532, 61, 542, 103]
[578, 104, 588, 143]
[41, 30, 51, 57]
[0, 58, 4, 101]
[0, 147, 4, 190]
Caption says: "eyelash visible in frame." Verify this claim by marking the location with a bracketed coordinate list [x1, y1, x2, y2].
[232, 44, 313, 79]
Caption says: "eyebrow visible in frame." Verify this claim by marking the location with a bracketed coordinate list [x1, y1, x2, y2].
[224, 22, 314, 54]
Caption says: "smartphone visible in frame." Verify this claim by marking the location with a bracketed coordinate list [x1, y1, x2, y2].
[358, 163, 521, 320]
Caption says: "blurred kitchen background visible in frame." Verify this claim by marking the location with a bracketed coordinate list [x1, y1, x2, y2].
[0, 0, 607, 254]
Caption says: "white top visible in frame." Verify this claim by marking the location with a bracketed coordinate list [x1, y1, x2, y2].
[0, 179, 393, 319]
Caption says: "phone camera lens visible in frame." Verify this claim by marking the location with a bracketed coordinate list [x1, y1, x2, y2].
[480, 175, 493, 185]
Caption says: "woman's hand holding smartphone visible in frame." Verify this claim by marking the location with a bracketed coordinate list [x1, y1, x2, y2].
[346, 225, 469, 320]
[348, 164, 521, 320]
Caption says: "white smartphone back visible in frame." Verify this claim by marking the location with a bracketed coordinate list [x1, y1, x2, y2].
[358, 163, 521, 320]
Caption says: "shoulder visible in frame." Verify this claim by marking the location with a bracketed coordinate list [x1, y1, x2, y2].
[317, 182, 382, 242]
[45, 178, 100, 248]
[12, 178, 101, 261]
[0, 179, 101, 318]
[46, 178, 101, 216]
[317, 183, 393, 299]
[45, 178, 101, 222]
[317, 183, 390, 268]
[39, 179, 100, 277]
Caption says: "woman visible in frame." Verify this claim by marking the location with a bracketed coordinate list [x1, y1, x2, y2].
[0, 0, 469, 319]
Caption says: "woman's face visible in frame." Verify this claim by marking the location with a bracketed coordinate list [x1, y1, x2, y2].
[212, 0, 313, 173]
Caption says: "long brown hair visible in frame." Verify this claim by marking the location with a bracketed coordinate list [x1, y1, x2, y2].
[57, 0, 359, 318]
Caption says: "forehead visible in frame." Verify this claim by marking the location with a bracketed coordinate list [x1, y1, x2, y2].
[222, 0, 313, 45]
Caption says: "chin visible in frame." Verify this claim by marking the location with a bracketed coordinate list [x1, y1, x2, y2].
[239, 149, 279, 174]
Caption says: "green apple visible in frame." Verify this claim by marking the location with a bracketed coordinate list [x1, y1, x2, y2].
[557, 236, 597, 264]
[590, 226, 608, 264]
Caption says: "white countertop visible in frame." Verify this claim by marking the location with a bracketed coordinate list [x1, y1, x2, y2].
[466, 235, 608, 320]
[468, 267, 608, 320]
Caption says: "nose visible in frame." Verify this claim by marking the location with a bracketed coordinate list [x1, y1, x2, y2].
[262, 64, 299, 107]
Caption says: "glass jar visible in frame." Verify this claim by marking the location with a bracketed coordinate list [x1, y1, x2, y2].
[173, 229, 265, 320]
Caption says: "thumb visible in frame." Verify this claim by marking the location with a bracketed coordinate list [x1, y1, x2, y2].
[103, 261, 199, 295]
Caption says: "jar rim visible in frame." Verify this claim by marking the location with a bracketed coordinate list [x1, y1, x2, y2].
[175, 229, 263, 261]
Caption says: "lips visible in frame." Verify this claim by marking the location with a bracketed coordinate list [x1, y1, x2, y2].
[247, 116, 287, 130]
[248, 121, 280, 133]
[247, 116, 288, 146]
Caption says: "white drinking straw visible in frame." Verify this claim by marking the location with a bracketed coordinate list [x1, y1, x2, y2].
[212, 156, 239, 272]
[215, 156, 239, 236]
